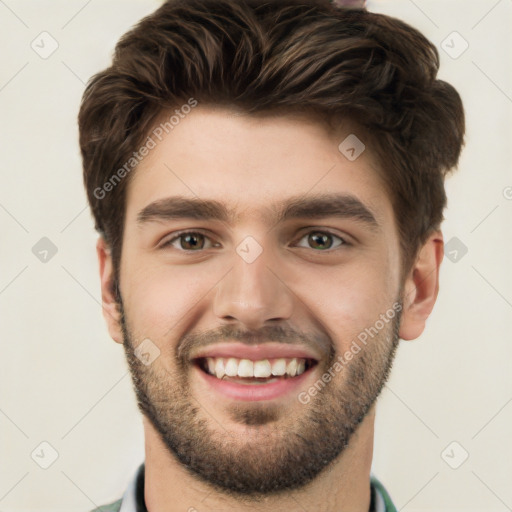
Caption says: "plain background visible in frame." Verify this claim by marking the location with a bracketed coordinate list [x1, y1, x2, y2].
[0, 1, 511, 511]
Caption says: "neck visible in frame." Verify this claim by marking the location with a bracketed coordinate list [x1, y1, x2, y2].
[143, 405, 375, 512]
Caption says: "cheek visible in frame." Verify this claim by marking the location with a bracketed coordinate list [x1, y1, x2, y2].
[120, 235, 399, 352]
[121, 262, 214, 338]
[303, 259, 395, 351]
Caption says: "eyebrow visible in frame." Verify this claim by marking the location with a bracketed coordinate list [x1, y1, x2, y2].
[136, 193, 381, 231]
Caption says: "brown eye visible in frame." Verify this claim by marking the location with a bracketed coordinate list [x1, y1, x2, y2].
[295, 230, 346, 251]
[161, 231, 217, 251]
[179, 233, 205, 250]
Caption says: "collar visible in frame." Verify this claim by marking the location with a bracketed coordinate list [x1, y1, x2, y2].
[119, 463, 394, 512]
[119, 463, 146, 512]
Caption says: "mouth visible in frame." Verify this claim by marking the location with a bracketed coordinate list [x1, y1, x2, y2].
[192, 355, 319, 401]
[195, 356, 317, 381]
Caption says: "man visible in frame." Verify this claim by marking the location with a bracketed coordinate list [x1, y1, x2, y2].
[78, 0, 465, 510]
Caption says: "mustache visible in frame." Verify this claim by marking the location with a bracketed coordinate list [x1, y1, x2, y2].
[176, 324, 332, 362]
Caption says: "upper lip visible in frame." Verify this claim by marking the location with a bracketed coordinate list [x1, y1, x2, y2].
[191, 342, 321, 362]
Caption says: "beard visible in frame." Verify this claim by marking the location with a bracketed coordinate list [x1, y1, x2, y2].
[119, 298, 401, 500]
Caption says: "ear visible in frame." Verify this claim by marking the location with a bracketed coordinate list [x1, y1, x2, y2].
[96, 236, 123, 344]
[399, 230, 444, 341]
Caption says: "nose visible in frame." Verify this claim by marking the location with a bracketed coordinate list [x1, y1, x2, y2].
[212, 240, 295, 330]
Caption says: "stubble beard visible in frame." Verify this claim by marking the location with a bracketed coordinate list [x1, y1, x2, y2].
[119, 299, 401, 499]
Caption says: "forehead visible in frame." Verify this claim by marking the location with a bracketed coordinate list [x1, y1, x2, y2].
[125, 105, 392, 229]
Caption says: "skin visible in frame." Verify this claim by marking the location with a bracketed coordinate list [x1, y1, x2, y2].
[97, 105, 443, 511]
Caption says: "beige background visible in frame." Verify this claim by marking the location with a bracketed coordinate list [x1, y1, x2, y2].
[0, 1, 511, 511]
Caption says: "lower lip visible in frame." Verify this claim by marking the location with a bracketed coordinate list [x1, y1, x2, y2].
[195, 365, 315, 401]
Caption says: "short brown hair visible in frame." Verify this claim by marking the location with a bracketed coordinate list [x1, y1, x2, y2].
[78, 0, 465, 288]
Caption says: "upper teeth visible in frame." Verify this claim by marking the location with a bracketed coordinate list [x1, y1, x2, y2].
[204, 357, 308, 379]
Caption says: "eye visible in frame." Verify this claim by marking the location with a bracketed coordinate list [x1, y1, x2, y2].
[160, 229, 349, 253]
[160, 231, 219, 251]
[294, 230, 348, 251]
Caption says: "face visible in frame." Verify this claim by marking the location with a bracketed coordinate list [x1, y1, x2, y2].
[103, 106, 414, 497]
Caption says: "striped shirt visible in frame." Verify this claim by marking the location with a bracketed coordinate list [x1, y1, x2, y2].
[92, 462, 397, 512]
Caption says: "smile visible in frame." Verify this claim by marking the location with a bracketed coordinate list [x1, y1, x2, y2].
[193, 354, 319, 401]
[196, 356, 315, 380]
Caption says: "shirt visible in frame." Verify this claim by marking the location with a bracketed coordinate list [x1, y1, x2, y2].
[91, 462, 397, 512]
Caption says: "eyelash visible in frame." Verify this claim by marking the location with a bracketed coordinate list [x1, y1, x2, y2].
[159, 229, 350, 252]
